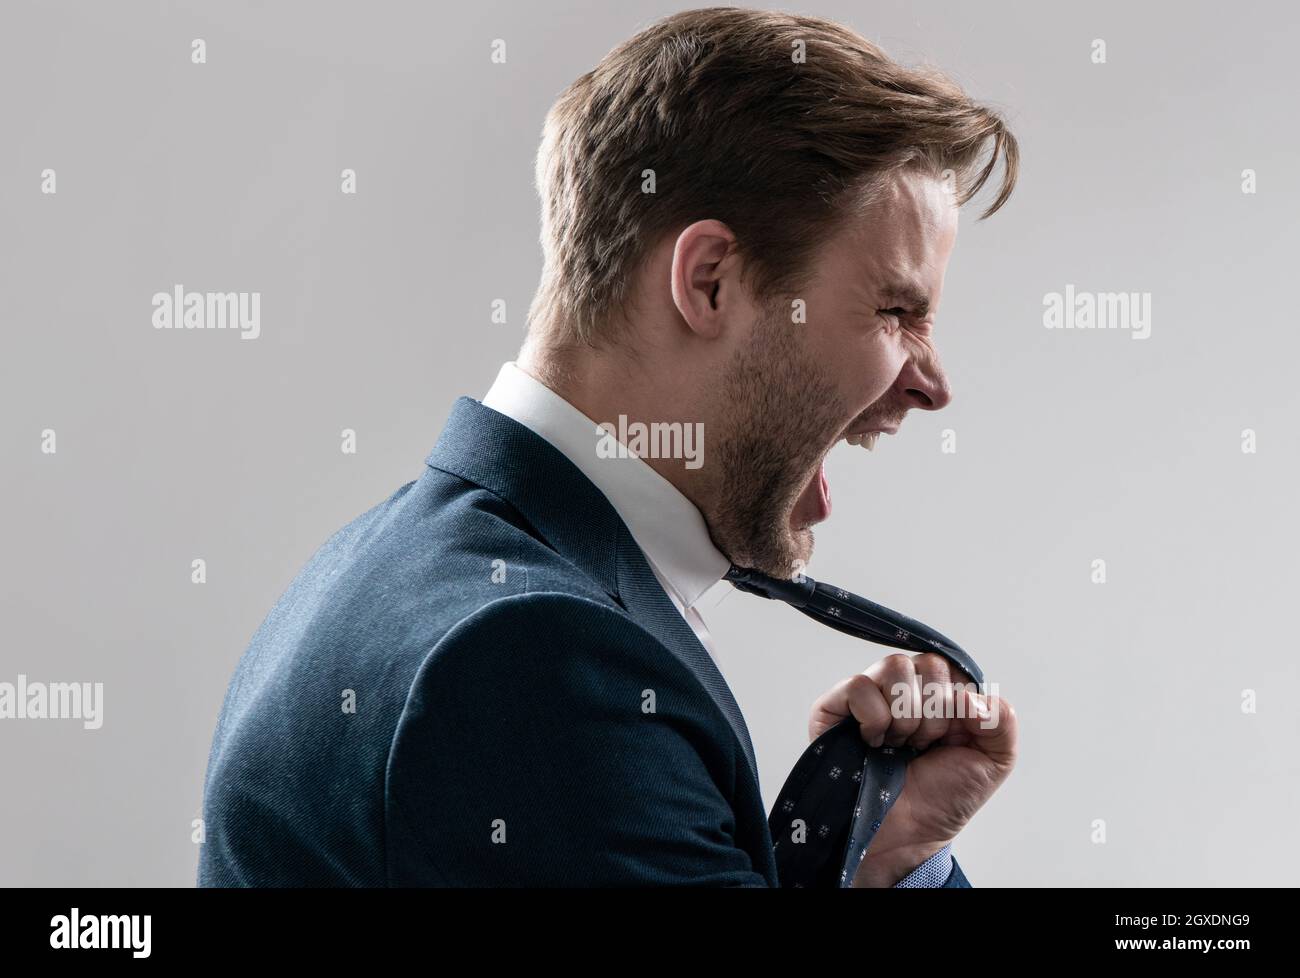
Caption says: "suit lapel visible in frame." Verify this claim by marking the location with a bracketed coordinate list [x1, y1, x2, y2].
[613, 525, 760, 783]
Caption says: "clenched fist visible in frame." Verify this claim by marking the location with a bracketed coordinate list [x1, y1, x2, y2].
[807, 652, 1018, 887]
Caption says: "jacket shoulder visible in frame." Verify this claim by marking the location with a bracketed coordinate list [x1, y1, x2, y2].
[402, 590, 718, 729]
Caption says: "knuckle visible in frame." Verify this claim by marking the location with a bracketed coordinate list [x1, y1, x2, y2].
[881, 652, 914, 674]
[846, 672, 875, 695]
[913, 652, 949, 674]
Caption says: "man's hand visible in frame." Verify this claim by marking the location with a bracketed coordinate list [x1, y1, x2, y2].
[807, 652, 1018, 887]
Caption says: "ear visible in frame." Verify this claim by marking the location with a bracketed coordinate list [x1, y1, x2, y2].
[669, 220, 745, 340]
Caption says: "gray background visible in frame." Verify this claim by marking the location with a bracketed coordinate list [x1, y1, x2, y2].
[2, 0, 1296, 886]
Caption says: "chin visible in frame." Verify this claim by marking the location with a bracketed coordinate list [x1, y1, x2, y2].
[790, 527, 815, 574]
[745, 524, 814, 580]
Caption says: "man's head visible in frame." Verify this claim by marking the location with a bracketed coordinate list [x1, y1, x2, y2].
[519, 7, 1018, 578]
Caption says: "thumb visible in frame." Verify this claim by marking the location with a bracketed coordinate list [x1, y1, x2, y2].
[955, 688, 1018, 769]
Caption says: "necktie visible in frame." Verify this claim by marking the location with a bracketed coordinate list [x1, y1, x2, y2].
[724, 565, 986, 888]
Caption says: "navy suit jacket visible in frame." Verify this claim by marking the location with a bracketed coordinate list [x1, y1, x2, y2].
[198, 396, 969, 887]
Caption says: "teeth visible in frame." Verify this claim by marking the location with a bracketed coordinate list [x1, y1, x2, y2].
[841, 431, 881, 451]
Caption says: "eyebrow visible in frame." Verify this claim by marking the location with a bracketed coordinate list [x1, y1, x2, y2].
[880, 282, 932, 319]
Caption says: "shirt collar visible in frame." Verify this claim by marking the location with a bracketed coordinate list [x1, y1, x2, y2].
[481, 361, 729, 610]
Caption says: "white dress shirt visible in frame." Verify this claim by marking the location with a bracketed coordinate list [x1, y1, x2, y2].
[481, 361, 731, 660]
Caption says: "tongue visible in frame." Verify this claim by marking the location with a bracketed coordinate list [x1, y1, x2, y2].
[790, 461, 831, 529]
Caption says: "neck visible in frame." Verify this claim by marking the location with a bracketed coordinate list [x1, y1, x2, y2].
[517, 336, 722, 515]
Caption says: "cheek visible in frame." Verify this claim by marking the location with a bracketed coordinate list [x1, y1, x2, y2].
[812, 317, 904, 411]
[853, 328, 908, 402]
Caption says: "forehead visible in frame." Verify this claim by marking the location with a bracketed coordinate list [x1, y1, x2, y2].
[827, 170, 959, 297]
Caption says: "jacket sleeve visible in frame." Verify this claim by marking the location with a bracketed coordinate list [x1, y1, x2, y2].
[384, 591, 771, 886]
[942, 854, 972, 888]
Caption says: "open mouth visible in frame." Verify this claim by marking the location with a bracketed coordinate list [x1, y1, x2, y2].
[788, 424, 899, 530]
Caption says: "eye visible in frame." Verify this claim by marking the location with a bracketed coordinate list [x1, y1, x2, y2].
[878, 307, 908, 330]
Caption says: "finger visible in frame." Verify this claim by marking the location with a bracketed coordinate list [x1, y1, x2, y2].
[863, 653, 921, 747]
[909, 652, 954, 750]
[843, 672, 894, 747]
[807, 673, 889, 743]
[954, 688, 1018, 769]
[939, 728, 973, 747]
[809, 675, 854, 741]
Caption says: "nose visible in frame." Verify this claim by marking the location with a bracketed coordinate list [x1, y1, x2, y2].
[897, 350, 952, 411]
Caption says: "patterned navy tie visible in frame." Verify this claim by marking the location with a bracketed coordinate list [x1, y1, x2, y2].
[724, 564, 986, 888]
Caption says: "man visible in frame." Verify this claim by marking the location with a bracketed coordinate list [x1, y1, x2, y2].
[199, 7, 1019, 887]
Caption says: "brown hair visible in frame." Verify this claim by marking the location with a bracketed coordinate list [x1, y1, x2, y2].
[527, 7, 1018, 354]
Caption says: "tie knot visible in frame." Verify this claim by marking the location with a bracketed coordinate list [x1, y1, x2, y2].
[724, 565, 817, 607]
